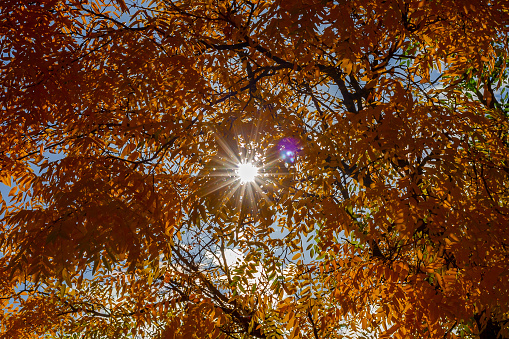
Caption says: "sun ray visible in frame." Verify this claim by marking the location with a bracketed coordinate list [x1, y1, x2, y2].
[251, 181, 273, 206]
[198, 176, 239, 197]
[222, 181, 242, 203]
[235, 181, 248, 213]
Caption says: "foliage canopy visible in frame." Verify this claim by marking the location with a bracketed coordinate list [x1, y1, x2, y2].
[1, 0, 509, 338]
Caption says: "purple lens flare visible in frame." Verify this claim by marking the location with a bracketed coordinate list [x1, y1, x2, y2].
[278, 138, 300, 164]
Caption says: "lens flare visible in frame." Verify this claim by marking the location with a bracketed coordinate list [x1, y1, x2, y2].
[278, 137, 299, 164]
[237, 162, 258, 183]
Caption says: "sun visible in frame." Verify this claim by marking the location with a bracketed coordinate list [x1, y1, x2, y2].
[236, 162, 258, 183]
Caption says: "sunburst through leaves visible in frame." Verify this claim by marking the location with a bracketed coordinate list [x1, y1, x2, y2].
[195, 118, 290, 217]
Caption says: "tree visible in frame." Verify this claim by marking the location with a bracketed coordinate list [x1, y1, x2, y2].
[1, 0, 509, 338]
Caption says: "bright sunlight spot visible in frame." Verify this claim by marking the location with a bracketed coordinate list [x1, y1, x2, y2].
[236, 162, 258, 183]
